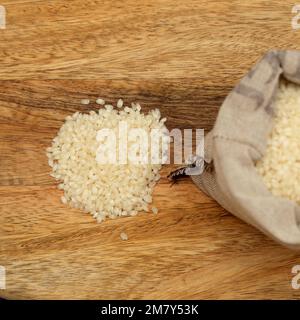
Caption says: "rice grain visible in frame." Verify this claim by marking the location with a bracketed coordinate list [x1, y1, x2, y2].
[96, 98, 105, 105]
[80, 99, 90, 105]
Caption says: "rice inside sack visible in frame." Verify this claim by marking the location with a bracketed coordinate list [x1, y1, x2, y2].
[47, 101, 169, 222]
[256, 81, 300, 205]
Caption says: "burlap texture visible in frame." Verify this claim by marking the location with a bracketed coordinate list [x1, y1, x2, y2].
[192, 50, 300, 249]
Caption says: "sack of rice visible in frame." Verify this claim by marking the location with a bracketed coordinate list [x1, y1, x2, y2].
[191, 50, 300, 249]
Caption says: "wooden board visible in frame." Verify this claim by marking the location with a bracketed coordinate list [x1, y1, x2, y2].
[0, 0, 300, 300]
[1, 79, 300, 300]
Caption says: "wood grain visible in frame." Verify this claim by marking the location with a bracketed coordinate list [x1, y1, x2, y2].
[0, 80, 300, 300]
[0, 0, 300, 80]
[0, 0, 300, 300]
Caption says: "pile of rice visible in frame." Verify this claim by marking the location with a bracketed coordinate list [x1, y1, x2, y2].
[256, 81, 300, 205]
[47, 99, 167, 222]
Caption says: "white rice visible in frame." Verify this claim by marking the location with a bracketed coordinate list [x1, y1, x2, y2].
[47, 99, 168, 222]
[256, 81, 300, 205]
[117, 99, 123, 108]
[80, 99, 90, 105]
[96, 98, 105, 105]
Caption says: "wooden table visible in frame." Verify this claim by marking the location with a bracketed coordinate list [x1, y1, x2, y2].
[0, 0, 300, 299]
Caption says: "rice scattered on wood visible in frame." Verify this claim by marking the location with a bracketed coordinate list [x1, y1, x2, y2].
[47, 99, 168, 222]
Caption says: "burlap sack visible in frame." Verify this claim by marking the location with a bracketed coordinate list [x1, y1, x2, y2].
[192, 50, 300, 249]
